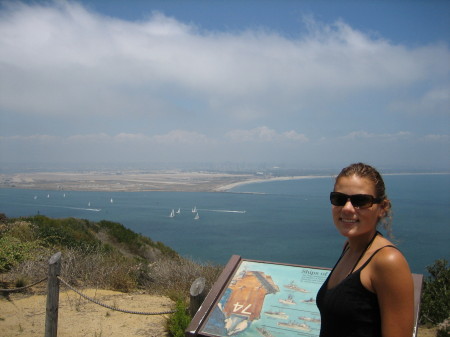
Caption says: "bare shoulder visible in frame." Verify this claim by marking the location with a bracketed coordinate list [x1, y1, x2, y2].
[371, 243, 412, 288]
[373, 243, 410, 272]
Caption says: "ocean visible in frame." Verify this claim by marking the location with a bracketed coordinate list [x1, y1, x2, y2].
[0, 174, 449, 274]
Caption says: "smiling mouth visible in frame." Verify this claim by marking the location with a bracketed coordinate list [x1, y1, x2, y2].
[340, 218, 358, 223]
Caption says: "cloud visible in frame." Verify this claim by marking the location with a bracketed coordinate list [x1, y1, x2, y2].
[225, 126, 308, 143]
[0, 1, 448, 121]
[390, 85, 450, 115]
[421, 134, 450, 142]
[153, 130, 209, 144]
[340, 131, 412, 141]
[0, 1, 448, 169]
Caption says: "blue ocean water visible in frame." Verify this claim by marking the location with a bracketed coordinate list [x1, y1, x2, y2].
[0, 174, 448, 274]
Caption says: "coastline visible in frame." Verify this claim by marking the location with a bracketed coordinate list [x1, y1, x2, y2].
[0, 171, 448, 193]
[213, 175, 333, 191]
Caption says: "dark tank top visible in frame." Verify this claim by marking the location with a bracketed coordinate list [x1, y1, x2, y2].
[316, 244, 396, 337]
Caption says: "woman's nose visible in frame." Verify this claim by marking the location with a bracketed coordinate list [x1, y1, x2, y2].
[342, 199, 355, 211]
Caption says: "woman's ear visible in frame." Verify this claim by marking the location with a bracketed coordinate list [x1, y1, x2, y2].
[379, 199, 391, 217]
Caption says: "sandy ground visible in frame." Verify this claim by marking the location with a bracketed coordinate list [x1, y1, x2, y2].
[0, 289, 174, 337]
[0, 289, 437, 337]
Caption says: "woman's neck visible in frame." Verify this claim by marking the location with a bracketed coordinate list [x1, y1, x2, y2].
[346, 230, 378, 252]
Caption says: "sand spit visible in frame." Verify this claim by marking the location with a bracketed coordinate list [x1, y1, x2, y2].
[0, 171, 334, 192]
[0, 171, 255, 192]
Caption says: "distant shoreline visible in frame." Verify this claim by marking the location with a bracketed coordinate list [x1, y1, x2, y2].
[213, 175, 333, 191]
[0, 171, 448, 193]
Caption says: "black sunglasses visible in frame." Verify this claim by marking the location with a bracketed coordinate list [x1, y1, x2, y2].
[330, 192, 382, 209]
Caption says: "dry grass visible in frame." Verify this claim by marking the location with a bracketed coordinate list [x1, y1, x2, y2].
[2, 247, 222, 299]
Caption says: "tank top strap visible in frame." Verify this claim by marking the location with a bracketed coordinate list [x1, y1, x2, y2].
[357, 244, 398, 272]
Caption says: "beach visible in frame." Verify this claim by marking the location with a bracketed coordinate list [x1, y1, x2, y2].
[0, 171, 328, 192]
[0, 171, 255, 192]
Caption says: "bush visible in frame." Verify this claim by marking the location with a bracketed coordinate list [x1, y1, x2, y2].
[420, 259, 450, 326]
[0, 236, 40, 272]
[167, 299, 191, 337]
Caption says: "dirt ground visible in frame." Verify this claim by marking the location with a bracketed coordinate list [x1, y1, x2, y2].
[0, 289, 174, 337]
[0, 290, 438, 337]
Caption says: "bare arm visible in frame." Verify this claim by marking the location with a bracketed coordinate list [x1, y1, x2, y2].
[371, 248, 415, 337]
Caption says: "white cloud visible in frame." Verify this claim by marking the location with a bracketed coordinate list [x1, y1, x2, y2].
[0, 1, 448, 120]
[421, 134, 450, 142]
[225, 126, 308, 143]
[341, 131, 412, 141]
[153, 130, 209, 144]
[390, 85, 450, 115]
[0, 1, 448, 169]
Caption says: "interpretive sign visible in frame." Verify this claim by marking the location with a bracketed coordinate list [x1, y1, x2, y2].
[186, 255, 423, 337]
[186, 255, 330, 337]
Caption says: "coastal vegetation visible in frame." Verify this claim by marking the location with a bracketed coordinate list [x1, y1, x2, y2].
[0, 214, 222, 335]
[0, 214, 448, 336]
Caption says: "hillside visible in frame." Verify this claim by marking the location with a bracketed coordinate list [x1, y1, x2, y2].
[0, 214, 221, 294]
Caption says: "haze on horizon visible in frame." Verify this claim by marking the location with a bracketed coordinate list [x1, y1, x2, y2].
[0, 0, 449, 172]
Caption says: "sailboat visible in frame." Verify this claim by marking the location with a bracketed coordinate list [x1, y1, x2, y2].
[88, 202, 91, 207]
[192, 206, 197, 213]
[194, 212, 200, 220]
[110, 198, 114, 203]
[176, 208, 181, 214]
[169, 209, 175, 218]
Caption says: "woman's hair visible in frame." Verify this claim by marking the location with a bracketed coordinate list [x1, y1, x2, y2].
[335, 162, 393, 237]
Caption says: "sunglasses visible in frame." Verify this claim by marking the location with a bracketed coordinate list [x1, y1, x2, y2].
[330, 192, 382, 209]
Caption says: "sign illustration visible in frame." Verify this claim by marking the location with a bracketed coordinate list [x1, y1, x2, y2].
[198, 259, 330, 337]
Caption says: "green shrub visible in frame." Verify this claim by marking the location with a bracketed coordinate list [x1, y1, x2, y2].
[167, 299, 191, 337]
[0, 236, 39, 272]
[23, 215, 100, 249]
[420, 259, 450, 326]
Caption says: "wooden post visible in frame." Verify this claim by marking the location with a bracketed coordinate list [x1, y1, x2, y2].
[45, 252, 61, 337]
[189, 277, 206, 317]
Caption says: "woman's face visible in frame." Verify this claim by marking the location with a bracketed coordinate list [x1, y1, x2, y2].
[332, 175, 385, 238]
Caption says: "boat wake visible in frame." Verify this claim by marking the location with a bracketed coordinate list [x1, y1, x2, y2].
[32, 204, 101, 212]
[201, 209, 246, 214]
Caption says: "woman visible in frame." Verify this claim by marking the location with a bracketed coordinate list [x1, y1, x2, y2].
[316, 163, 414, 337]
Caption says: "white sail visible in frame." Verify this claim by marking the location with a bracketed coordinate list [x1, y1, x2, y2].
[88, 202, 91, 207]
[176, 208, 181, 214]
[194, 212, 200, 220]
[110, 198, 114, 203]
[169, 209, 175, 218]
[192, 206, 197, 213]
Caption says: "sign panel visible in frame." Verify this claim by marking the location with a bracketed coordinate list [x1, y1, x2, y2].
[186, 255, 423, 337]
[187, 256, 330, 337]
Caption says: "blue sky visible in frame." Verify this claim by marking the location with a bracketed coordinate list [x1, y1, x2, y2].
[0, 0, 449, 170]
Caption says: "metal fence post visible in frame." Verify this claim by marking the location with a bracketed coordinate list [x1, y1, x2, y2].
[45, 252, 61, 337]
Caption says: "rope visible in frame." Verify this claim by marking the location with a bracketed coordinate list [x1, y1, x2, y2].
[57, 276, 176, 315]
[0, 277, 48, 293]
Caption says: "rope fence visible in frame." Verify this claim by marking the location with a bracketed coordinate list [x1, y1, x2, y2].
[57, 276, 176, 315]
[1, 252, 202, 337]
[0, 277, 48, 293]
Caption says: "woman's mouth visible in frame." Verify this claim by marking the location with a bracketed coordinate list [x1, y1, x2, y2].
[340, 218, 358, 223]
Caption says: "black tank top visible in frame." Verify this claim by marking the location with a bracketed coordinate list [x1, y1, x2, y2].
[316, 245, 397, 337]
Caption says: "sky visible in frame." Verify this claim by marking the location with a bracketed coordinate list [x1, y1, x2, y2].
[0, 0, 449, 171]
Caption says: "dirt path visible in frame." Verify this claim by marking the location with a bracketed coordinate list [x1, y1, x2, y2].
[0, 289, 174, 337]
